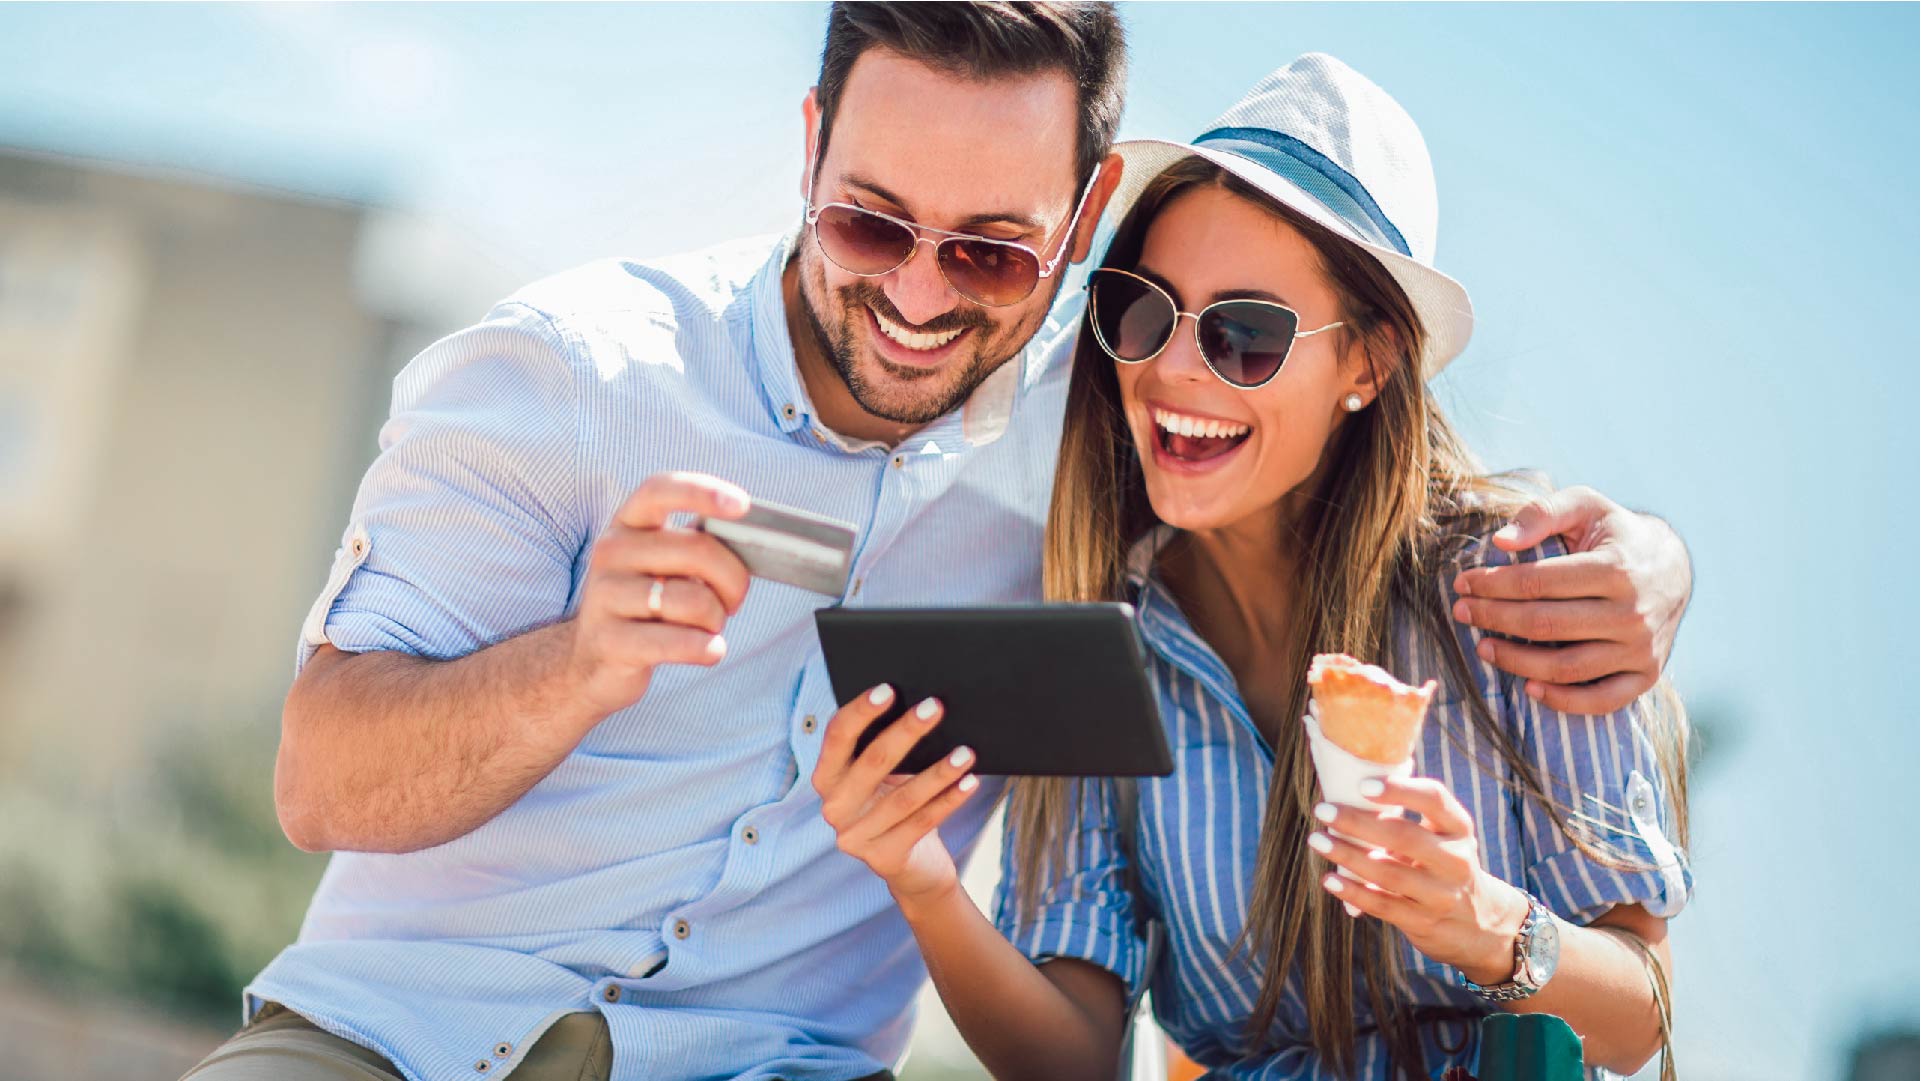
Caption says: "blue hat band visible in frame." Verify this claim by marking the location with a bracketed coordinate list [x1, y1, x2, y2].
[1193, 126, 1411, 258]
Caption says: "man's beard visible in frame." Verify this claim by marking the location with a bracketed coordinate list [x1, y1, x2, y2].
[799, 268, 1014, 427]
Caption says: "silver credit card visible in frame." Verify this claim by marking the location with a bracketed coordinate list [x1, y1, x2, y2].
[699, 499, 857, 597]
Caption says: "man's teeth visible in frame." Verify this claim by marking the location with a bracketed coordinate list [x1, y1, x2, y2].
[873, 308, 965, 351]
[1153, 408, 1251, 440]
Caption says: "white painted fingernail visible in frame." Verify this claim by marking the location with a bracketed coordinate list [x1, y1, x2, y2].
[1323, 874, 1344, 893]
[949, 746, 973, 768]
[868, 684, 893, 706]
[1358, 778, 1385, 799]
[915, 698, 940, 720]
[1343, 901, 1362, 918]
[1307, 832, 1334, 854]
[1313, 802, 1338, 824]
[706, 635, 727, 660]
[958, 775, 979, 793]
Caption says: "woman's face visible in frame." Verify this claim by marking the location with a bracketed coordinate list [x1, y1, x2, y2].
[1113, 185, 1374, 534]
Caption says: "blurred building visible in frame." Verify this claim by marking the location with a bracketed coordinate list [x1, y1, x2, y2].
[0, 148, 502, 794]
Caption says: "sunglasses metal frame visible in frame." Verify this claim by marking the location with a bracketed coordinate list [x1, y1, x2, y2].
[803, 171, 1100, 307]
[1085, 267, 1344, 390]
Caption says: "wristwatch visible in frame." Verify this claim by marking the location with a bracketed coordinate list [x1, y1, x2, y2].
[1466, 894, 1560, 1002]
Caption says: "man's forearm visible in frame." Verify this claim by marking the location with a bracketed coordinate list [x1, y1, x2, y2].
[275, 621, 602, 854]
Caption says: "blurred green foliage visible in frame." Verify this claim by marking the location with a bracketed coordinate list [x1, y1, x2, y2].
[0, 709, 326, 1026]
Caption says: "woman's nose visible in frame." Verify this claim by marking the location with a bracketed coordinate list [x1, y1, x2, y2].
[1153, 313, 1213, 383]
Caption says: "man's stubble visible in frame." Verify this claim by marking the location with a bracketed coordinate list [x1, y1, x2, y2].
[794, 244, 1058, 427]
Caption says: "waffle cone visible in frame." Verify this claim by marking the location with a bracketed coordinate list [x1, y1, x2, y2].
[1306, 653, 1435, 765]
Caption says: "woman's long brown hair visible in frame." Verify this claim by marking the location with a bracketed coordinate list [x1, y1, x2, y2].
[1008, 157, 1689, 1077]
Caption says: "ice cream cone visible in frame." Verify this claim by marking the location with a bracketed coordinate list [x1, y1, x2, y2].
[1306, 653, 1435, 765]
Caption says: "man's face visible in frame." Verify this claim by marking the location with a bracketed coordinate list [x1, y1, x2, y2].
[797, 48, 1087, 425]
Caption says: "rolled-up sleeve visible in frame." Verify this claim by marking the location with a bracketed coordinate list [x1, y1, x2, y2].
[295, 301, 584, 675]
[1497, 542, 1693, 924]
[990, 780, 1149, 998]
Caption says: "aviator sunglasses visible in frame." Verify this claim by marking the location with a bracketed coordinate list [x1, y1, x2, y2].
[804, 172, 1100, 307]
[1086, 267, 1344, 389]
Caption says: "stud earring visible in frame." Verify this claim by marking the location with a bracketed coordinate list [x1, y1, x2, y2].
[1343, 393, 1365, 412]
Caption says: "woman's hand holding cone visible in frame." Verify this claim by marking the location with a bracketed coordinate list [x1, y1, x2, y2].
[1306, 775, 1531, 987]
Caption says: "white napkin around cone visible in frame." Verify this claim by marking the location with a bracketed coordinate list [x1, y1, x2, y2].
[1303, 704, 1414, 883]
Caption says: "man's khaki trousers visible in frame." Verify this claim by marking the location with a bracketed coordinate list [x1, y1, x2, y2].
[181, 1002, 894, 1081]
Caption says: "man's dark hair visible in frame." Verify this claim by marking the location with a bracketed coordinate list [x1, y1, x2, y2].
[814, 2, 1127, 189]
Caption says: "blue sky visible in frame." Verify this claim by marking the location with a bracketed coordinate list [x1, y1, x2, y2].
[2, 3, 1915, 1077]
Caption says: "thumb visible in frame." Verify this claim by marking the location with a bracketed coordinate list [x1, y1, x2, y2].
[1493, 486, 1608, 551]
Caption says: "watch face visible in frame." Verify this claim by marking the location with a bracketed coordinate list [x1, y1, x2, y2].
[1524, 912, 1561, 986]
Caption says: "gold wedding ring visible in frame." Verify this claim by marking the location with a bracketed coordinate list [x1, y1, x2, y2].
[646, 578, 666, 617]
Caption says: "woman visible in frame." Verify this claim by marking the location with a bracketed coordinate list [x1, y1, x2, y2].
[810, 55, 1690, 1079]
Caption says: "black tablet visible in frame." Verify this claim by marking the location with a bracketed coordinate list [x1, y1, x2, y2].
[814, 603, 1172, 777]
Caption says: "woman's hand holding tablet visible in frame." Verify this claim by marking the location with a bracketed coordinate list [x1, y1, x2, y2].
[811, 684, 981, 904]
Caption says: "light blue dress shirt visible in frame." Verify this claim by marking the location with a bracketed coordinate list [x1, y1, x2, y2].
[253, 232, 1076, 1081]
[993, 529, 1693, 1080]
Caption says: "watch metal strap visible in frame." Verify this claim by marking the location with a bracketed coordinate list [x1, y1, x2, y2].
[1466, 895, 1549, 1002]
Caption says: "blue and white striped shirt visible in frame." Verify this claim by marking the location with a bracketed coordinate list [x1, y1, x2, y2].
[993, 528, 1691, 1079]
[252, 232, 1077, 1081]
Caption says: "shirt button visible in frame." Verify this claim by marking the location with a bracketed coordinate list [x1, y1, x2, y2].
[473, 1062, 491, 1074]
[673, 918, 692, 940]
[602, 985, 621, 1003]
[891, 455, 905, 469]
[781, 403, 797, 420]
[493, 1042, 513, 1059]
[801, 714, 818, 734]
[851, 577, 863, 596]
[742, 825, 760, 845]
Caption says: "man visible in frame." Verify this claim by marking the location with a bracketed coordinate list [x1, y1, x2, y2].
[185, 5, 1692, 1080]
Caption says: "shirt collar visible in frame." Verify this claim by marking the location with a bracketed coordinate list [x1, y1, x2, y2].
[1123, 524, 1177, 600]
[749, 230, 1068, 452]
[749, 230, 815, 438]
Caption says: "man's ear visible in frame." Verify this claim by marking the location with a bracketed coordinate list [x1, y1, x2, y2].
[800, 88, 823, 201]
[1067, 152, 1125, 265]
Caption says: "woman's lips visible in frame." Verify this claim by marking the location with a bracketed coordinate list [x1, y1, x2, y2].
[1142, 398, 1254, 474]
[1149, 419, 1252, 474]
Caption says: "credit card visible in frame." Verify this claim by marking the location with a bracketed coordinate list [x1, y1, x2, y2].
[699, 499, 857, 597]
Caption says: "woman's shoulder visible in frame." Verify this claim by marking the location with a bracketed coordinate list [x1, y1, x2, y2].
[1389, 514, 1570, 709]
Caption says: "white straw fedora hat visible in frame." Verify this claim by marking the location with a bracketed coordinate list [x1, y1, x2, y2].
[1104, 53, 1473, 377]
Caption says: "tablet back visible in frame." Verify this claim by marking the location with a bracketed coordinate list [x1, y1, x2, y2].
[815, 604, 1172, 777]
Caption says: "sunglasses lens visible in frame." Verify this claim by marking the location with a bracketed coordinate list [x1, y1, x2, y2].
[1089, 271, 1176, 361]
[938, 238, 1041, 306]
[814, 205, 915, 275]
[1197, 301, 1300, 386]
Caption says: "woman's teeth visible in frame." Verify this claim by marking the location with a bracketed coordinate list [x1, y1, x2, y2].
[1153, 408, 1251, 440]
[873, 308, 965, 351]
